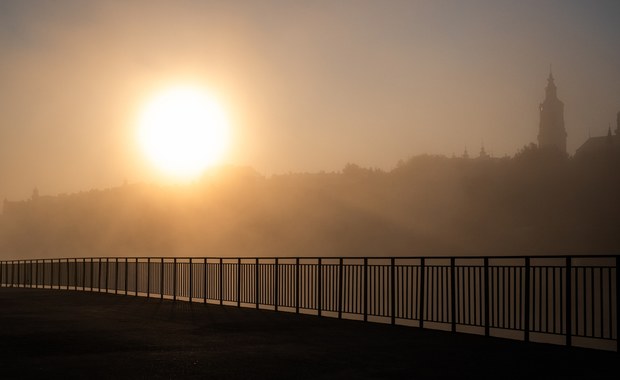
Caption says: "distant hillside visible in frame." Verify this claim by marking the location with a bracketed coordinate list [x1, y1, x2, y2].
[2, 149, 619, 259]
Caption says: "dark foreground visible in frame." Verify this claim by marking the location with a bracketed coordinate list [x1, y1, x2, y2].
[0, 288, 617, 379]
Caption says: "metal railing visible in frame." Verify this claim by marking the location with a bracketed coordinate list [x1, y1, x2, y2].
[1, 255, 618, 351]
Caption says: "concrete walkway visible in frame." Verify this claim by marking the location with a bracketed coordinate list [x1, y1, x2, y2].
[0, 288, 617, 379]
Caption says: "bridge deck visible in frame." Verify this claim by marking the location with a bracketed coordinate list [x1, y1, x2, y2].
[0, 288, 617, 379]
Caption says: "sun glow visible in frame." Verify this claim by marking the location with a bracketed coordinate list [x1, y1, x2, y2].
[137, 86, 230, 180]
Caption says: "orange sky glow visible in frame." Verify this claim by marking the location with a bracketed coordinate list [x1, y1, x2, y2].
[1, 0, 619, 200]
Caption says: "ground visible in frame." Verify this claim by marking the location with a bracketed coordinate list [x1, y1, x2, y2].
[0, 288, 617, 379]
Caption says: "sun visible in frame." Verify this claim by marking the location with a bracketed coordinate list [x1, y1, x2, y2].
[137, 86, 230, 180]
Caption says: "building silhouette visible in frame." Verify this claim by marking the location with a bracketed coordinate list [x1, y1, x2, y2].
[538, 72, 567, 153]
[575, 111, 620, 159]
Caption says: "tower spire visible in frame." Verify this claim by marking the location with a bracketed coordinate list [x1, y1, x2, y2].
[538, 70, 566, 153]
[549, 64, 553, 80]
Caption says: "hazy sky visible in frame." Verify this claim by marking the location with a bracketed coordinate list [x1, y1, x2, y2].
[1, 0, 619, 200]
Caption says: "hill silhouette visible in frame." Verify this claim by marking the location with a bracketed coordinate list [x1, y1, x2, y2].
[2, 147, 619, 260]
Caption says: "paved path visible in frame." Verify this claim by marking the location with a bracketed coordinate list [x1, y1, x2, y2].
[0, 288, 617, 379]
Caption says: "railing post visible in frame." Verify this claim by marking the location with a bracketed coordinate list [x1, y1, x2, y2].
[35, 259, 38, 288]
[609, 255, 620, 354]
[203, 258, 208, 303]
[135, 258, 139, 297]
[318, 258, 322, 316]
[274, 258, 279, 311]
[147, 258, 150, 298]
[82, 259, 86, 291]
[219, 258, 223, 305]
[338, 258, 344, 319]
[160, 258, 164, 300]
[43, 260, 46, 289]
[451, 258, 456, 333]
[295, 258, 300, 314]
[391, 258, 396, 325]
[419, 258, 426, 329]
[256, 258, 260, 309]
[364, 258, 368, 322]
[484, 258, 490, 337]
[125, 258, 128, 296]
[90, 258, 93, 291]
[189, 258, 193, 303]
[237, 258, 241, 307]
[74, 258, 78, 290]
[115, 258, 119, 294]
[524, 257, 531, 342]
[66, 259, 70, 290]
[566, 256, 572, 347]
[173, 258, 177, 302]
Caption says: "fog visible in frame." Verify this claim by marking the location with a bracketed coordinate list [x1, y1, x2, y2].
[2, 1, 620, 201]
[1, 1, 619, 259]
[2, 148, 619, 260]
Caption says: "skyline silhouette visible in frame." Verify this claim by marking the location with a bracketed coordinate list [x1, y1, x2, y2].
[2, 147, 619, 260]
[1, 1, 620, 201]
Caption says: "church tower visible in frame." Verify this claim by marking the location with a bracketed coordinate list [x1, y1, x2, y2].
[538, 71, 567, 153]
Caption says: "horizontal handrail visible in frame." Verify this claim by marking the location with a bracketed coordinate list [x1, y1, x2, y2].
[1, 254, 619, 261]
